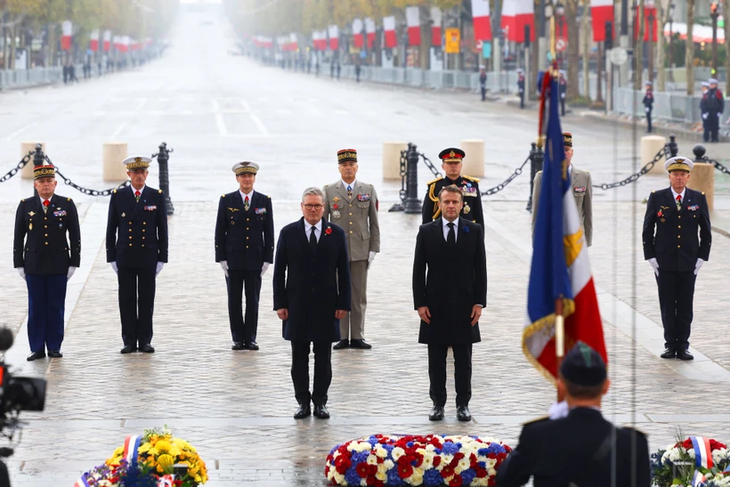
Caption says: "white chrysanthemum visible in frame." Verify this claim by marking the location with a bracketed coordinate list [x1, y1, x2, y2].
[391, 447, 405, 461]
[333, 472, 345, 485]
[426, 444, 436, 452]
[360, 478, 368, 487]
[441, 454, 454, 465]
[349, 441, 371, 453]
[457, 458, 471, 472]
[409, 471, 424, 485]
[375, 469, 387, 481]
[374, 445, 388, 459]
[366, 454, 378, 465]
[472, 477, 489, 487]
[421, 452, 434, 469]
[383, 460, 395, 470]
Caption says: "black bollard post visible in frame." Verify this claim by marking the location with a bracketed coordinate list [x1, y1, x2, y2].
[32, 144, 45, 197]
[668, 134, 679, 158]
[526, 142, 537, 212]
[528, 139, 545, 213]
[692, 144, 708, 163]
[404, 142, 421, 214]
[155, 142, 175, 215]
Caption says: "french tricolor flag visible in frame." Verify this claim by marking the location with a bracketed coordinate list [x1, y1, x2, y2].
[61, 20, 72, 51]
[328, 25, 339, 51]
[352, 19, 364, 48]
[365, 18, 376, 48]
[383, 16, 397, 48]
[406, 7, 420, 46]
[590, 0, 614, 42]
[472, 0, 492, 41]
[123, 435, 142, 466]
[90, 29, 99, 52]
[430, 8, 442, 46]
[501, 0, 535, 43]
[103, 30, 112, 52]
[690, 436, 714, 470]
[73, 473, 90, 487]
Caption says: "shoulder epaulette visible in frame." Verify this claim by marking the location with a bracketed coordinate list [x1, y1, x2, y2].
[113, 189, 117, 194]
[221, 194, 225, 198]
[523, 415, 550, 426]
[427, 177, 443, 186]
[158, 189, 162, 194]
[268, 195, 271, 198]
[651, 191, 655, 194]
[463, 175, 480, 183]
[21, 199, 25, 203]
[702, 191, 706, 195]
[67, 197, 71, 201]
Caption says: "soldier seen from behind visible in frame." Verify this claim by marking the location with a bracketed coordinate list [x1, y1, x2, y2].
[643, 81, 654, 133]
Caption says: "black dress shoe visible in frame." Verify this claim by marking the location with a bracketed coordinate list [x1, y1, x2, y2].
[245, 341, 259, 351]
[332, 340, 349, 350]
[139, 344, 155, 353]
[313, 404, 330, 419]
[47, 350, 63, 358]
[232, 342, 245, 350]
[27, 351, 46, 361]
[456, 405, 472, 422]
[660, 348, 676, 359]
[428, 405, 445, 421]
[350, 339, 372, 350]
[121, 345, 137, 354]
[293, 403, 311, 419]
[677, 350, 694, 361]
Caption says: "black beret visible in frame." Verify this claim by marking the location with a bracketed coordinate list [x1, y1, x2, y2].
[560, 342, 606, 386]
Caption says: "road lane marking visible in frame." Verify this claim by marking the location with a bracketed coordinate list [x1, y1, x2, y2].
[111, 121, 128, 139]
[4, 122, 38, 141]
[211, 99, 228, 136]
[240, 99, 270, 136]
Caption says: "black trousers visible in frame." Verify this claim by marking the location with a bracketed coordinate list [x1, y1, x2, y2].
[291, 340, 332, 406]
[657, 270, 696, 351]
[481, 87, 486, 101]
[428, 343, 472, 407]
[226, 269, 262, 343]
[118, 266, 156, 347]
[646, 109, 653, 132]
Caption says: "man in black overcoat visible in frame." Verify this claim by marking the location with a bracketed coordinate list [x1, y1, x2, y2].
[106, 156, 168, 354]
[413, 184, 487, 422]
[643, 156, 711, 361]
[215, 161, 274, 351]
[273, 187, 351, 420]
[496, 342, 651, 487]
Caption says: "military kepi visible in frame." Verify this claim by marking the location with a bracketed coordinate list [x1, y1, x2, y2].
[438, 148, 465, 163]
[337, 149, 357, 163]
[33, 164, 55, 180]
[560, 341, 607, 386]
[232, 161, 259, 175]
[664, 156, 693, 173]
[123, 156, 152, 170]
[563, 133, 573, 147]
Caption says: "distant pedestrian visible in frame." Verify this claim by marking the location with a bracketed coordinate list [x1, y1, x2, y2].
[559, 70, 567, 116]
[643, 81, 654, 133]
[703, 78, 724, 142]
[336, 63, 341, 80]
[330, 61, 335, 79]
[479, 65, 487, 102]
[62, 64, 69, 84]
[517, 69, 525, 109]
[700, 81, 709, 137]
[355, 62, 361, 83]
[69, 64, 78, 83]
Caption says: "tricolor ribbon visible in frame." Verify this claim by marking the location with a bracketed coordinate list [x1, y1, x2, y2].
[73, 473, 90, 487]
[724, 463, 730, 473]
[158, 475, 176, 487]
[690, 436, 714, 469]
[691, 469, 707, 487]
[123, 435, 143, 466]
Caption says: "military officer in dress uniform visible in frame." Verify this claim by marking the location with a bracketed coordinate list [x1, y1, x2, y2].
[106, 156, 168, 354]
[14, 164, 80, 361]
[323, 149, 380, 350]
[496, 342, 651, 487]
[643, 157, 711, 361]
[532, 133, 593, 247]
[215, 161, 274, 351]
[422, 148, 484, 228]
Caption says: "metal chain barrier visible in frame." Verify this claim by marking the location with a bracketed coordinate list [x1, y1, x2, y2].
[0, 153, 33, 183]
[421, 153, 442, 179]
[592, 145, 666, 190]
[709, 158, 730, 176]
[397, 150, 444, 204]
[481, 154, 531, 196]
[45, 155, 130, 196]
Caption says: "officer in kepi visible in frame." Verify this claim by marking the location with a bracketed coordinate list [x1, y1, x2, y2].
[106, 156, 168, 354]
[215, 161, 274, 351]
[422, 148, 484, 228]
[14, 164, 81, 361]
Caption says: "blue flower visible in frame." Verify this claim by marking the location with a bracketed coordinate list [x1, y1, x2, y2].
[352, 451, 369, 465]
[486, 443, 506, 455]
[424, 468, 442, 485]
[461, 468, 476, 485]
[463, 225, 470, 233]
[345, 466, 361, 486]
[442, 441, 459, 454]
[367, 436, 379, 446]
[386, 467, 406, 485]
[477, 448, 488, 456]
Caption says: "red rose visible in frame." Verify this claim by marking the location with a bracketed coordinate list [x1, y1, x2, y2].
[441, 465, 454, 478]
[356, 463, 369, 478]
[657, 210, 663, 217]
[368, 464, 377, 476]
[333, 204, 338, 209]
[325, 227, 332, 235]
[488, 477, 496, 486]
[433, 456, 441, 468]
[476, 468, 488, 478]
[398, 464, 414, 478]
[448, 474, 463, 487]
[453, 452, 465, 461]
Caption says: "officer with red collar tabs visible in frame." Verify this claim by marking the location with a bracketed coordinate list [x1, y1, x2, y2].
[643, 156, 711, 361]
[106, 156, 168, 354]
[215, 161, 274, 351]
[422, 148, 484, 228]
[14, 164, 80, 361]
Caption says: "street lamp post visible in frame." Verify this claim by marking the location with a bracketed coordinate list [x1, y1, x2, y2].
[647, 0, 655, 83]
[711, 0, 720, 75]
[668, 2, 675, 82]
[555, 2, 565, 70]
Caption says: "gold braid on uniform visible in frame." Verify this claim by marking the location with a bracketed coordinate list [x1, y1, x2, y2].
[427, 178, 443, 220]
[462, 175, 480, 183]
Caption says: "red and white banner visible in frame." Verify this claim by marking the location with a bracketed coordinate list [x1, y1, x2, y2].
[634, 6, 658, 42]
[472, 0, 492, 41]
[406, 6, 420, 46]
[501, 0, 535, 43]
[313, 31, 327, 51]
[353, 18, 364, 48]
[90, 29, 100, 51]
[289, 33, 298, 52]
[122, 36, 131, 52]
[328, 25, 339, 51]
[365, 18, 376, 48]
[103, 30, 111, 51]
[254, 36, 274, 49]
[383, 16, 397, 48]
[590, 0, 614, 41]
[61, 20, 72, 50]
[430, 8, 442, 46]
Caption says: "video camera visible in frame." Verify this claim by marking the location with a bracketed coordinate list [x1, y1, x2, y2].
[0, 327, 46, 458]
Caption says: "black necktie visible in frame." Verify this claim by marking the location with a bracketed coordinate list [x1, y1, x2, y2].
[309, 226, 317, 252]
[447, 222, 456, 245]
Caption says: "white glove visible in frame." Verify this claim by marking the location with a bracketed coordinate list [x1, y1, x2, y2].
[67, 266, 77, 281]
[155, 262, 164, 276]
[645, 106, 650, 113]
[718, 112, 722, 117]
[220, 260, 229, 278]
[648, 257, 659, 277]
[548, 400, 569, 419]
[561, 93, 566, 99]
[17, 268, 25, 280]
[367, 251, 376, 269]
[261, 262, 270, 277]
[694, 258, 704, 276]
[702, 113, 709, 120]
[111, 262, 118, 274]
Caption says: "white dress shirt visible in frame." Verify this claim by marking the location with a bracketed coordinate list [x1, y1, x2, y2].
[305, 219, 322, 242]
[442, 217, 460, 243]
[342, 179, 356, 194]
[131, 185, 146, 196]
[239, 189, 254, 204]
[671, 187, 686, 205]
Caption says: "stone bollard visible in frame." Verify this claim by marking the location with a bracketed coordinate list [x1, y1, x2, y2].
[103, 142, 129, 181]
[382, 141, 408, 180]
[641, 135, 667, 175]
[460, 139, 485, 177]
[20, 141, 45, 179]
[690, 145, 715, 211]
